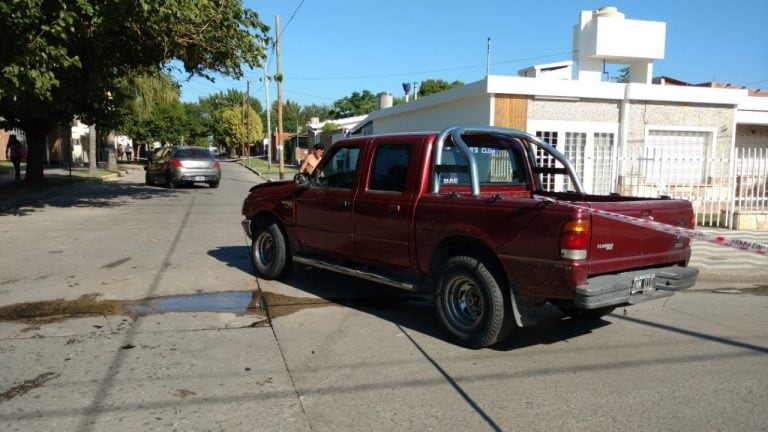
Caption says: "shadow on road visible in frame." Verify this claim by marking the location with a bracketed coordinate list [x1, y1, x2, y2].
[230, 262, 612, 351]
[0, 180, 183, 216]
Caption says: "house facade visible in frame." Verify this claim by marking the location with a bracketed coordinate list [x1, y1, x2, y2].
[348, 7, 768, 229]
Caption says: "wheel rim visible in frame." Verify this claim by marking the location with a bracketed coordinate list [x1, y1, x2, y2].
[443, 275, 484, 331]
[254, 231, 275, 268]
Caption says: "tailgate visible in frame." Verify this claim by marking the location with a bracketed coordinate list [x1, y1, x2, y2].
[586, 199, 693, 275]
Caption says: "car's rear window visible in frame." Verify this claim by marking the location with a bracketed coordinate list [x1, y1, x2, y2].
[174, 148, 212, 159]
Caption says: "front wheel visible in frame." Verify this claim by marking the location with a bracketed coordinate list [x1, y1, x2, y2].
[434, 255, 514, 348]
[250, 221, 290, 280]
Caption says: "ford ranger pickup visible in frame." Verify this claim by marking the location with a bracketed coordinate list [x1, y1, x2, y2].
[241, 126, 699, 348]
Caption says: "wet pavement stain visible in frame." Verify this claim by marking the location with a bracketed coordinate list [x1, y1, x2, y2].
[712, 285, 768, 296]
[101, 257, 131, 269]
[0, 290, 429, 323]
[0, 372, 60, 402]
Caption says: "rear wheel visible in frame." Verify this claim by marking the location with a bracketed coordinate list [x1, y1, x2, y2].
[434, 255, 514, 348]
[251, 221, 290, 280]
[209, 181, 219, 188]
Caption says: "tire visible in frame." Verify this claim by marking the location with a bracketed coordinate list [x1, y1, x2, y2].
[250, 221, 290, 280]
[434, 255, 514, 348]
[145, 172, 152, 186]
[209, 181, 219, 188]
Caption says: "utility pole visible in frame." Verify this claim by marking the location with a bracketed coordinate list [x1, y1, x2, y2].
[241, 86, 246, 158]
[245, 80, 250, 160]
[263, 41, 272, 170]
[275, 15, 285, 180]
[486, 37, 491, 77]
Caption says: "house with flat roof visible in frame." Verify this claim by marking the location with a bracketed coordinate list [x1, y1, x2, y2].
[346, 6, 768, 229]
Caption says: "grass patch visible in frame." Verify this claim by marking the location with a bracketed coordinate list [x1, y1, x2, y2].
[242, 157, 298, 175]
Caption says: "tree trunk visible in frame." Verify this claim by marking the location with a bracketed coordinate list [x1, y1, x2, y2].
[105, 131, 117, 171]
[22, 119, 55, 187]
[89, 125, 97, 176]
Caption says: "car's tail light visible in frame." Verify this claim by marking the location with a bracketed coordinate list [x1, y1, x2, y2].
[561, 218, 590, 260]
[213, 161, 220, 169]
[171, 159, 183, 168]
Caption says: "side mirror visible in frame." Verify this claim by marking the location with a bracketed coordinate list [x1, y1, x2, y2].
[294, 172, 310, 186]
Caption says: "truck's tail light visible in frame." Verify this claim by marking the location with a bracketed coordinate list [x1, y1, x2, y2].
[171, 159, 183, 168]
[213, 160, 221, 169]
[561, 219, 590, 260]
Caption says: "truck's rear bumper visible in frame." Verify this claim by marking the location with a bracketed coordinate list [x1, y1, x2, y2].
[575, 265, 699, 309]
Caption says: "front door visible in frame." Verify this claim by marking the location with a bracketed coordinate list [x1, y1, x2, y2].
[295, 145, 362, 258]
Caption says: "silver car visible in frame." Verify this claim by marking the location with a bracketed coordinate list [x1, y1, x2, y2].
[145, 146, 221, 188]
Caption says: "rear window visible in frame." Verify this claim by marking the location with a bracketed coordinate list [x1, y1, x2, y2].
[173, 148, 212, 159]
[438, 144, 526, 186]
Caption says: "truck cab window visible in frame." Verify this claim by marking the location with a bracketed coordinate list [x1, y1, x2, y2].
[369, 144, 411, 192]
[316, 146, 361, 190]
[439, 144, 526, 186]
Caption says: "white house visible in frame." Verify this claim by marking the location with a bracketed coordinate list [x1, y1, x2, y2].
[346, 6, 768, 228]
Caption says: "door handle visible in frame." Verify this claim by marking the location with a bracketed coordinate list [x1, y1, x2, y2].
[338, 200, 351, 208]
[387, 204, 401, 214]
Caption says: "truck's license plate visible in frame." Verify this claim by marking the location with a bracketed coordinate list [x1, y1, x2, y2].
[630, 274, 656, 295]
[194, 176, 206, 181]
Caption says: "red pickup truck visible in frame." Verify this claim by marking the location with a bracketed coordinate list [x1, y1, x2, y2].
[241, 126, 698, 348]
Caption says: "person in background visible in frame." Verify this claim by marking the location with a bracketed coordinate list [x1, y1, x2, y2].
[299, 144, 324, 175]
[125, 142, 133, 162]
[5, 134, 23, 180]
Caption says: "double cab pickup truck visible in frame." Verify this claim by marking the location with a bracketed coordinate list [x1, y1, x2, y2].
[241, 126, 698, 348]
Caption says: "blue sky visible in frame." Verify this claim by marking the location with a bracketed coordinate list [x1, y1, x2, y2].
[175, 0, 768, 106]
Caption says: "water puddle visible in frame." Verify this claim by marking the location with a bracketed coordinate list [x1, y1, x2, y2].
[712, 285, 768, 296]
[0, 291, 428, 323]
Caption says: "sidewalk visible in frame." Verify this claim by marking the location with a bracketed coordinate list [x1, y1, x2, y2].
[0, 163, 134, 211]
[2, 163, 766, 284]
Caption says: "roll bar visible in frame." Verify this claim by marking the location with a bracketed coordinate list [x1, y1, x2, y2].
[430, 125, 585, 196]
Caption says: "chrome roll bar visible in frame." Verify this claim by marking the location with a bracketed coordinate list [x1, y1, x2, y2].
[431, 125, 585, 196]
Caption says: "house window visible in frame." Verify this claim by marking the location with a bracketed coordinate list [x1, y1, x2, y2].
[592, 132, 615, 194]
[645, 129, 712, 184]
[535, 131, 559, 191]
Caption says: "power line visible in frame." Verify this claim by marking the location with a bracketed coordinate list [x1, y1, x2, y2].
[287, 50, 576, 81]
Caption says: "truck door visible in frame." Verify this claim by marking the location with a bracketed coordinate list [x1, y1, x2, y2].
[353, 141, 415, 269]
[295, 145, 362, 258]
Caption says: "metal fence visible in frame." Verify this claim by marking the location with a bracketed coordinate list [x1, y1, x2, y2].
[616, 147, 768, 228]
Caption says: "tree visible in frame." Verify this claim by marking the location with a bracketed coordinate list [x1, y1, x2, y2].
[418, 79, 464, 97]
[332, 90, 377, 118]
[0, 0, 269, 185]
[613, 66, 630, 83]
[219, 106, 263, 155]
[199, 89, 263, 146]
[116, 71, 183, 146]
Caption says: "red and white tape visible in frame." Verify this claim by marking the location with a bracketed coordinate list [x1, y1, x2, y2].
[535, 195, 768, 257]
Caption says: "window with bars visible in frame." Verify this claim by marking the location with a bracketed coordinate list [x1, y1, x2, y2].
[645, 130, 712, 184]
[535, 131, 559, 191]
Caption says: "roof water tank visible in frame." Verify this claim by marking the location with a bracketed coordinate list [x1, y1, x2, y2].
[377, 92, 393, 110]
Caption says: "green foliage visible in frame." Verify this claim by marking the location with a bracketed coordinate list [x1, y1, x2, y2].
[418, 79, 464, 97]
[321, 123, 340, 133]
[0, 0, 269, 184]
[199, 89, 262, 146]
[332, 90, 377, 118]
[613, 66, 630, 83]
[219, 106, 263, 151]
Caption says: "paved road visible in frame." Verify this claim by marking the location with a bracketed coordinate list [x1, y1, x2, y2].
[0, 163, 766, 431]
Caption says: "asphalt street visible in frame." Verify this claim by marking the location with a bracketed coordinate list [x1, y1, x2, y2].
[0, 163, 766, 431]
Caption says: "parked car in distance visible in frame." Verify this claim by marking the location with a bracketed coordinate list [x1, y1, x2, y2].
[145, 146, 221, 188]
